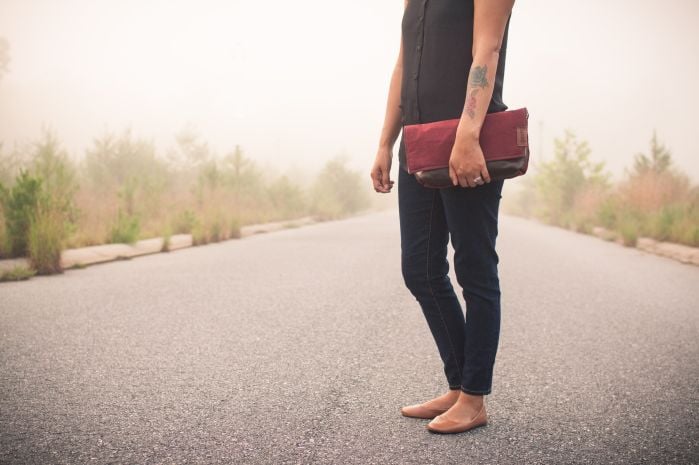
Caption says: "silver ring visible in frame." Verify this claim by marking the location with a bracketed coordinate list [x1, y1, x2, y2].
[473, 176, 483, 184]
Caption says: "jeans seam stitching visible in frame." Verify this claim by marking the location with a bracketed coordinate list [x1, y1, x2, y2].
[425, 189, 463, 384]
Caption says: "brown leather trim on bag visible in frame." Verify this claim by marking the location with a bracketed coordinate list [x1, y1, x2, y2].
[414, 146, 530, 189]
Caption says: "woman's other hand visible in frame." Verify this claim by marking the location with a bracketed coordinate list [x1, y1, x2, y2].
[370, 147, 394, 193]
[448, 137, 491, 188]
[370, 0, 407, 194]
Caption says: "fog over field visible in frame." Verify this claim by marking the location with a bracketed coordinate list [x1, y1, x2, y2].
[0, 0, 697, 182]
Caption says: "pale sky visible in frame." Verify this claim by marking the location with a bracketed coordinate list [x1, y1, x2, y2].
[1, 0, 698, 184]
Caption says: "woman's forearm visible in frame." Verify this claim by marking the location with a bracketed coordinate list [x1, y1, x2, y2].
[454, 51, 500, 145]
[454, 0, 514, 148]
[369, 1, 407, 193]
[378, 58, 403, 151]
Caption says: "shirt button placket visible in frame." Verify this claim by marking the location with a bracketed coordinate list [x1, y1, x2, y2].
[414, 0, 427, 121]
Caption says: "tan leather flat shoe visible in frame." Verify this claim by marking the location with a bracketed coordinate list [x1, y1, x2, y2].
[425, 402, 488, 434]
[400, 402, 451, 419]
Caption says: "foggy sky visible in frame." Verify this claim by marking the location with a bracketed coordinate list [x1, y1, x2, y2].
[1, 0, 698, 183]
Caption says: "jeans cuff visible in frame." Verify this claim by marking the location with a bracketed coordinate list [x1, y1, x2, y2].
[460, 386, 491, 395]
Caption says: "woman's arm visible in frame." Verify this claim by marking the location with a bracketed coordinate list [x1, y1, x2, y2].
[449, 0, 515, 188]
[371, 0, 408, 194]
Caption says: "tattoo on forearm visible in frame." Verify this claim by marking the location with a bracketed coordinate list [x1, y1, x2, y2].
[468, 65, 489, 88]
[465, 88, 479, 118]
[464, 64, 489, 119]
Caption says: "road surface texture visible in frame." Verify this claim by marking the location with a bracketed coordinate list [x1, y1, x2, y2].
[1, 210, 697, 465]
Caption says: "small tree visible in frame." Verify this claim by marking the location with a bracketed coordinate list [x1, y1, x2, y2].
[613, 131, 696, 245]
[619, 131, 690, 212]
[533, 130, 610, 227]
[223, 145, 263, 195]
[0, 141, 33, 186]
[31, 128, 80, 234]
[167, 125, 211, 171]
[310, 155, 371, 220]
[83, 127, 167, 192]
[631, 130, 672, 176]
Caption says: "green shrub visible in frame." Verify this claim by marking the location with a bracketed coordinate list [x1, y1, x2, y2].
[617, 212, 641, 247]
[107, 175, 141, 244]
[0, 169, 43, 257]
[596, 196, 619, 230]
[0, 133, 79, 268]
[0, 203, 8, 258]
[108, 208, 140, 244]
[649, 205, 682, 242]
[665, 204, 699, 247]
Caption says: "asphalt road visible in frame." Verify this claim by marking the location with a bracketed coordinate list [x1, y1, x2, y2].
[1, 210, 697, 465]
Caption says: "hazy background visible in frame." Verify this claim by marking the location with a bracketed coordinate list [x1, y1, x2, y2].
[1, 0, 698, 183]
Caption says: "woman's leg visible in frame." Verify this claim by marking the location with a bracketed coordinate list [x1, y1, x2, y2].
[397, 164, 467, 390]
[439, 179, 504, 395]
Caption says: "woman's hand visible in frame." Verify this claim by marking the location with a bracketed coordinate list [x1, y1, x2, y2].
[449, 0, 513, 189]
[370, 146, 394, 193]
[448, 137, 491, 188]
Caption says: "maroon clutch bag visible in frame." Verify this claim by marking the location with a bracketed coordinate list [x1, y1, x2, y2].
[402, 107, 530, 188]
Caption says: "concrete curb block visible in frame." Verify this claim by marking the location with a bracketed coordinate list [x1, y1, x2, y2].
[240, 216, 316, 238]
[591, 225, 699, 266]
[0, 257, 30, 275]
[636, 237, 699, 266]
[591, 226, 623, 244]
[0, 216, 318, 275]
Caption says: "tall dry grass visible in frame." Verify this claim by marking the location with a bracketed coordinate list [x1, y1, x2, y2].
[601, 171, 699, 246]
[28, 201, 65, 274]
[0, 128, 374, 271]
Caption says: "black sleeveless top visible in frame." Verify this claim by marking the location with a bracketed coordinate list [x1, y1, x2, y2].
[398, 0, 511, 171]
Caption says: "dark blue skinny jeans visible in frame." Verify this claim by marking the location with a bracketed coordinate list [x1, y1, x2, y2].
[397, 160, 504, 396]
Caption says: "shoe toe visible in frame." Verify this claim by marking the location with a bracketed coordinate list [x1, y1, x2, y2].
[401, 403, 445, 419]
[400, 404, 425, 417]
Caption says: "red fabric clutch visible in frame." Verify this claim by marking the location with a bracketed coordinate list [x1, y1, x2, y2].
[402, 107, 530, 188]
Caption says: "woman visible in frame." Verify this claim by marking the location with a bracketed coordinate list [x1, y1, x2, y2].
[370, 0, 516, 434]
